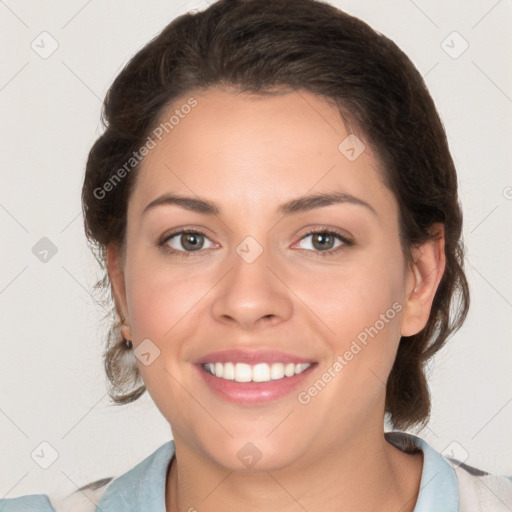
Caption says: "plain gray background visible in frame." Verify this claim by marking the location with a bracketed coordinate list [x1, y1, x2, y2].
[1, 0, 511, 499]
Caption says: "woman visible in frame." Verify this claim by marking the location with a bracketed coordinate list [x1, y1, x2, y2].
[2, 0, 511, 510]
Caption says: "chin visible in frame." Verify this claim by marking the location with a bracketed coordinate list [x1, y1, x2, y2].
[200, 435, 304, 473]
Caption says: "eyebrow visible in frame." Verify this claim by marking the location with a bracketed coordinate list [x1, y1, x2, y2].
[142, 190, 378, 218]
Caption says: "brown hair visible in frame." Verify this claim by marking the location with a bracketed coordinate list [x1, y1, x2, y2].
[82, 0, 469, 430]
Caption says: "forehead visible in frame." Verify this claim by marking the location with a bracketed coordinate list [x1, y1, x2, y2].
[129, 87, 395, 219]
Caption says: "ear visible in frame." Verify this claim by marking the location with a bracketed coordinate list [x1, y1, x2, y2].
[106, 243, 132, 341]
[400, 223, 446, 337]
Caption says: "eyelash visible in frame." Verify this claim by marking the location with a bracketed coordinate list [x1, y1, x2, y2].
[157, 226, 354, 259]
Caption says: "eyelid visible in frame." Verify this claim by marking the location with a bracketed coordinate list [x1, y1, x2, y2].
[291, 226, 354, 256]
[294, 225, 354, 245]
[157, 227, 218, 254]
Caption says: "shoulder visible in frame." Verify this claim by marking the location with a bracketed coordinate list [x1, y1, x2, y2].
[385, 430, 512, 510]
[0, 494, 55, 511]
[0, 478, 113, 512]
[448, 459, 512, 512]
[0, 440, 175, 512]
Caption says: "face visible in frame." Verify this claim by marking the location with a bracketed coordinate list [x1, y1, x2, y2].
[108, 87, 443, 471]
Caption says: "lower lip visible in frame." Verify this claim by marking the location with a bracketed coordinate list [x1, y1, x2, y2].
[195, 364, 316, 405]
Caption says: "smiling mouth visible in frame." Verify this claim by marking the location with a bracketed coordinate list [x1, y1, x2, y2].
[201, 361, 313, 383]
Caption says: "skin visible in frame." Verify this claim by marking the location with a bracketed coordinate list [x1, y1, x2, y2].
[107, 87, 446, 512]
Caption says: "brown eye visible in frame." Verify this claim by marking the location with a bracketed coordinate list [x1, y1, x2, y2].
[296, 228, 353, 257]
[177, 232, 204, 251]
[159, 229, 215, 257]
[310, 232, 337, 251]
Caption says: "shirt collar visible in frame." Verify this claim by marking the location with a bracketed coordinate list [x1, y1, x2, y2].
[97, 432, 459, 511]
[385, 431, 459, 512]
[97, 440, 174, 511]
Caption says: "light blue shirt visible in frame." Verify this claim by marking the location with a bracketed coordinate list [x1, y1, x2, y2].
[1, 431, 511, 511]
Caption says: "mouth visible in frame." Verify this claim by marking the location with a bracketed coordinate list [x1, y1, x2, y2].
[194, 349, 317, 405]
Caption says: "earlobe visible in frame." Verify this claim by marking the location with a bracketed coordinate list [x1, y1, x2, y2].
[106, 243, 132, 341]
[400, 223, 446, 337]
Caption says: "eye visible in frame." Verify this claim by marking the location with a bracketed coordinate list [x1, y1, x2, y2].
[295, 228, 353, 256]
[157, 226, 353, 259]
[158, 229, 216, 257]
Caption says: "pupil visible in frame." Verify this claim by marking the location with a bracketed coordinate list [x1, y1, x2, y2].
[183, 233, 202, 251]
[314, 233, 333, 250]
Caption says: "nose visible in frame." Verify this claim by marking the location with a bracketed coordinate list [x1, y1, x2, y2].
[210, 242, 293, 331]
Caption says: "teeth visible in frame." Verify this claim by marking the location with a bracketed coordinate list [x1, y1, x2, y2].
[223, 362, 235, 380]
[253, 363, 271, 382]
[270, 363, 285, 380]
[202, 361, 312, 382]
[284, 363, 295, 377]
[235, 363, 252, 382]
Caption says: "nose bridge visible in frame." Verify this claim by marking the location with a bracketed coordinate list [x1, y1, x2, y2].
[210, 233, 293, 329]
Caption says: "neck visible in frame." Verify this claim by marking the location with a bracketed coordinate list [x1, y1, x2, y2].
[165, 428, 423, 512]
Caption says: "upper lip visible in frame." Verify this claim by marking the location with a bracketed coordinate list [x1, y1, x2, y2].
[193, 349, 316, 365]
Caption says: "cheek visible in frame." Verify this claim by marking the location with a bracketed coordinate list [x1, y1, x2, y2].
[305, 254, 406, 404]
[123, 250, 205, 343]
[125, 272, 171, 342]
[296, 262, 405, 423]
[310, 255, 404, 339]
[122, 252, 203, 419]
